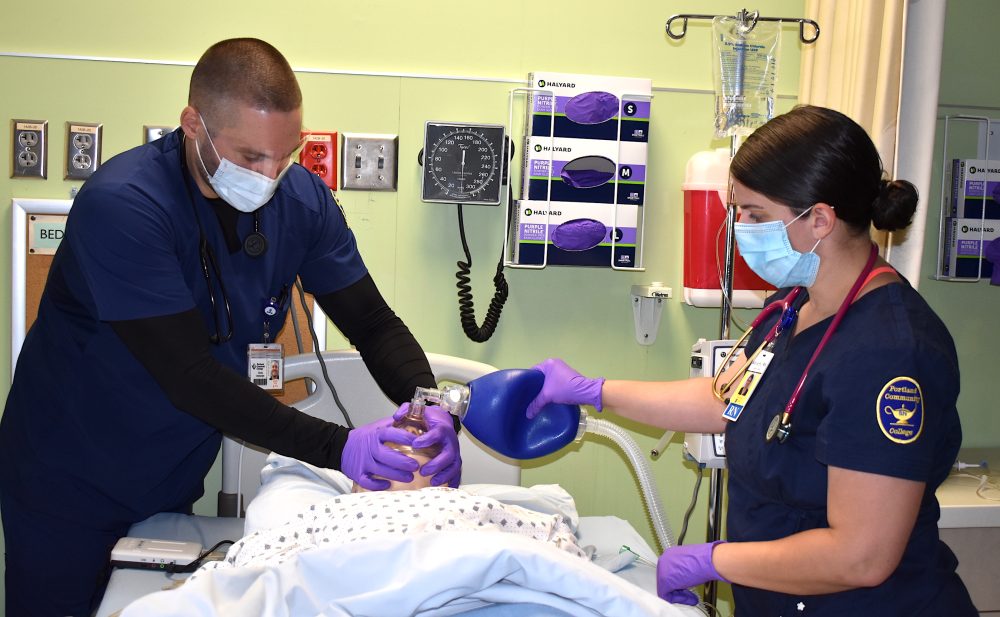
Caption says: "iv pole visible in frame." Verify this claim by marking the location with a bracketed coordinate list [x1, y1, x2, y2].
[664, 9, 820, 610]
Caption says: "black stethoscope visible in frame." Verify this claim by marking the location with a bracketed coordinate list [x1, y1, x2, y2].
[179, 135, 270, 343]
[713, 243, 879, 443]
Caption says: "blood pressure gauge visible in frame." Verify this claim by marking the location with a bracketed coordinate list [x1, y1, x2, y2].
[420, 122, 506, 205]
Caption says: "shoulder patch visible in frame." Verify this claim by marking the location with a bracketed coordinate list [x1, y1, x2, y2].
[876, 377, 923, 444]
[332, 192, 349, 228]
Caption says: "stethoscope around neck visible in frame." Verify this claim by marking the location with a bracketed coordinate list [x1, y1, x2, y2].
[179, 135, 269, 343]
[712, 243, 879, 444]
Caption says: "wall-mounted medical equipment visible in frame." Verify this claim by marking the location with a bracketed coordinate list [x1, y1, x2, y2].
[506, 72, 652, 270]
[936, 116, 1000, 283]
[418, 122, 513, 342]
[630, 283, 672, 346]
[409, 369, 677, 551]
[683, 338, 740, 468]
[421, 122, 506, 205]
[683, 148, 771, 308]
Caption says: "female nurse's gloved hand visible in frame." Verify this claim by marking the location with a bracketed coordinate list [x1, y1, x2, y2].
[656, 541, 729, 605]
[341, 417, 420, 491]
[393, 403, 462, 488]
[525, 358, 605, 419]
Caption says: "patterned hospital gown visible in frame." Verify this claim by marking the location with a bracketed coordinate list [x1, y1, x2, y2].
[193, 487, 587, 578]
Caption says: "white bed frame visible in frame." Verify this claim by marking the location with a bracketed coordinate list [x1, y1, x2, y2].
[219, 350, 521, 514]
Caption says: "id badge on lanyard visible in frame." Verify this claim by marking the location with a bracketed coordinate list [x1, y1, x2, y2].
[248, 286, 289, 395]
[722, 346, 774, 422]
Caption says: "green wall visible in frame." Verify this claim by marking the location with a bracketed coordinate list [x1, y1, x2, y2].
[1, 0, 997, 614]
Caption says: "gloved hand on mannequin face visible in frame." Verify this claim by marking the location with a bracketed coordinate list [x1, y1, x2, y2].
[525, 358, 605, 419]
[340, 417, 420, 491]
[392, 403, 462, 488]
[657, 541, 729, 605]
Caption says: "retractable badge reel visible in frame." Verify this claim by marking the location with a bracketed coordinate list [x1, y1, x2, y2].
[247, 289, 287, 395]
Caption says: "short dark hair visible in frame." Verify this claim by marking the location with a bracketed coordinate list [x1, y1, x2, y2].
[189, 38, 302, 128]
[730, 105, 917, 233]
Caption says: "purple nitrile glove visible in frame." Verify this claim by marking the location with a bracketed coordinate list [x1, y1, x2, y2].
[983, 237, 1000, 285]
[657, 541, 729, 605]
[525, 358, 605, 419]
[393, 403, 462, 488]
[341, 417, 419, 491]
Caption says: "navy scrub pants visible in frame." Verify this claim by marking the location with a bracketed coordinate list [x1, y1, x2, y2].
[1, 489, 128, 617]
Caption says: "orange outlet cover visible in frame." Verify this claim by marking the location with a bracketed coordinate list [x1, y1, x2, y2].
[299, 131, 338, 190]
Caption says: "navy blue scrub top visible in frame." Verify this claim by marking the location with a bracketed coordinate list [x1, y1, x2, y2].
[0, 129, 367, 526]
[724, 282, 971, 615]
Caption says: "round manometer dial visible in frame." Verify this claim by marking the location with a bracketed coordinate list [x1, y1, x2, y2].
[421, 123, 505, 205]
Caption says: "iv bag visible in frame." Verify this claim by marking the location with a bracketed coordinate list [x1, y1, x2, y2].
[711, 16, 781, 138]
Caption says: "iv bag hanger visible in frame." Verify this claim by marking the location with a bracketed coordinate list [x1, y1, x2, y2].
[665, 9, 820, 44]
[661, 8, 820, 611]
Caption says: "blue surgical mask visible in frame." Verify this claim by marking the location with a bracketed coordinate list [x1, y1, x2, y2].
[734, 207, 822, 288]
[194, 115, 290, 213]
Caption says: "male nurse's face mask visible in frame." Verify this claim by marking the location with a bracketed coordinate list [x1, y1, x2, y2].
[734, 205, 822, 288]
[194, 114, 292, 213]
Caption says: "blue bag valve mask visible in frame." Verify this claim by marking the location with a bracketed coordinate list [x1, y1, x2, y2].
[410, 370, 585, 460]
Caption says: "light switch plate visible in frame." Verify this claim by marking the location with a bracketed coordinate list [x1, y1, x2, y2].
[341, 133, 398, 191]
[11, 119, 48, 179]
[65, 122, 103, 180]
[143, 125, 175, 144]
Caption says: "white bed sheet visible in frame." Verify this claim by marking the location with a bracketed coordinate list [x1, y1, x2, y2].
[117, 455, 703, 617]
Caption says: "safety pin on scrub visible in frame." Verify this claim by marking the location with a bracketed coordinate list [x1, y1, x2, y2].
[619, 545, 656, 567]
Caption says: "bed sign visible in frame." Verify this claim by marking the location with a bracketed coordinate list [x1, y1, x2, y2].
[27, 214, 67, 255]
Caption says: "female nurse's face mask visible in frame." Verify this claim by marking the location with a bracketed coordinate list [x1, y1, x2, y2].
[734, 205, 823, 288]
[194, 114, 291, 213]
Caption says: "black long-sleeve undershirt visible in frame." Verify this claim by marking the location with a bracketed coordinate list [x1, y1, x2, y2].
[110, 273, 437, 469]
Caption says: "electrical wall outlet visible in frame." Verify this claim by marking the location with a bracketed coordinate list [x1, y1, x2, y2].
[341, 133, 398, 191]
[143, 125, 175, 144]
[299, 131, 337, 190]
[11, 119, 48, 179]
[65, 122, 103, 180]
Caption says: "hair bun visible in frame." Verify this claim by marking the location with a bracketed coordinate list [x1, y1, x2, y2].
[872, 179, 919, 232]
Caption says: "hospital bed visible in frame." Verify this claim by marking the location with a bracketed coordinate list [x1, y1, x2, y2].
[96, 351, 704, 616]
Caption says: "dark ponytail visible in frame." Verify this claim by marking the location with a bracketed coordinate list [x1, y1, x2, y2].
[730, 105, 917, 234]
[871, 179, 919, 232]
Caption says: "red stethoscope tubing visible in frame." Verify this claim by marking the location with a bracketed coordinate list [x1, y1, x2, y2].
[778, 243, 879, 424]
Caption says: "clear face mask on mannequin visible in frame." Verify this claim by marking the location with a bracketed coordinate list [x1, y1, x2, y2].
[194, 114, 292, 213]
[734, 206, 823, 288]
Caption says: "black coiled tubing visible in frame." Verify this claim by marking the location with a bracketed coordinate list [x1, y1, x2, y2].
[455, 204, 508, 343]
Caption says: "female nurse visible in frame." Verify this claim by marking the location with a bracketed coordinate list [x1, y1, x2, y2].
[527, 106, 977, 615]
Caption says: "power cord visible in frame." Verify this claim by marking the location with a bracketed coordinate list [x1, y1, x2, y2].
[294, 279, 353, 428]
[455, 203, 509, 342]
[165, 539, 236, 575]
[677, 465, 704, 545]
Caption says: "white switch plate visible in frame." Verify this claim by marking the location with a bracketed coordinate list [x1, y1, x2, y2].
[341, 133, 398, 191]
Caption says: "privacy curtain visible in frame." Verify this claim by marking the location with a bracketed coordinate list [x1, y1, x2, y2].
[798, 0, 907, 175]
